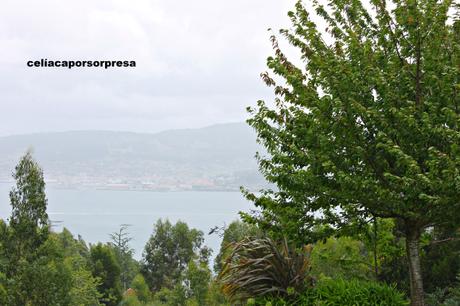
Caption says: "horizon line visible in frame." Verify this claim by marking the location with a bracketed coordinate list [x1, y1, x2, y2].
[0, 120, 249, 139]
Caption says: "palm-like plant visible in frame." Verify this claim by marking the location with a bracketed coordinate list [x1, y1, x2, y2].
[217, 236, 313, 302]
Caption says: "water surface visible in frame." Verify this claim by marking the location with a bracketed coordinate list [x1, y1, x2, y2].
[0, 184, 254, 260]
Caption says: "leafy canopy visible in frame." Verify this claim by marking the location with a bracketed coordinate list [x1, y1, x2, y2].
[244, 0, 460, 241]
[141, 219, 206, 292]
[243, 0, 460, 304]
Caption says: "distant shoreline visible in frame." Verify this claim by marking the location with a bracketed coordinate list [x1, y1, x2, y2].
[0, 182, 254, 193]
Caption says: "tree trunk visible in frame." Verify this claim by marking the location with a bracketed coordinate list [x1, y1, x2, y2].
[373, 217, 379, 278]
[405, 225, 425, 306]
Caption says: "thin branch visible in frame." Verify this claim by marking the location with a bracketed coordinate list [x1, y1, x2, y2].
[430, 237, 460, 245]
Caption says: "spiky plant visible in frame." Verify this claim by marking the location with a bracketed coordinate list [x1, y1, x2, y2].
[217, 236, 313, 302]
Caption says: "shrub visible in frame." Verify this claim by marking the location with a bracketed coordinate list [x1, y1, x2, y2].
[218, 237, 313, 303]
[426, 273, 460, 306]
[310, 237, 374, 281]
[130, 274, 151, 304]
[306, 278, 408, 306]
[256, 278, 408, 305]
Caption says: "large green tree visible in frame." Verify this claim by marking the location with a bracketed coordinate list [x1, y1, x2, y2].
[0, 152, 76, 306]
[56, 229, 102, 306]
[141, 219, 205, 292]
[244, 1, 460, 305]
[89, 243, 122, 306]
[8, 150, 49, 267]
[185, 258, 212, 305]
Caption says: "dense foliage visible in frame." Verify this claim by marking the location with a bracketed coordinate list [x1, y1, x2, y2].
[90, 243, 123, 306]
[0, 152, 72, 306]
[310, 236, 374, 281]
[218, 237, 313, 303]
[0, 153, 456, 305]
[305, 278, 408, 305]
[6, 151, 403, 305]
[253, 278, 408, 306]
[214, 220, 263, 274]
[140, 219, 208, 292]
[0, 152, 232, 306]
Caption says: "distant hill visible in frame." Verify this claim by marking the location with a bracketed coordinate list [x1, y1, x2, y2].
[0, 123, 267, 191]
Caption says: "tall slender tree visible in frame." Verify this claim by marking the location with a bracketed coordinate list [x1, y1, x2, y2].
[244, 1, 460, 305]
[110, 224, 136, 291]
[1, 151, 77, 306]
[8, 150, 49, 269]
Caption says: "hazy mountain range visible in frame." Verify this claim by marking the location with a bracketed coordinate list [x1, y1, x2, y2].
[0, 123, 267, 191]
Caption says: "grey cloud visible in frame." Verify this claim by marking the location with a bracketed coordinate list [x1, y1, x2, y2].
[0, 0, 297, 136]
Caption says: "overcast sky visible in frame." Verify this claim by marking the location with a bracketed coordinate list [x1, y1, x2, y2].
[0, 0, 300, 136]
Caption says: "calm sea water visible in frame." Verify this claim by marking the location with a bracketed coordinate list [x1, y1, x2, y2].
[0, 183, 254, 260]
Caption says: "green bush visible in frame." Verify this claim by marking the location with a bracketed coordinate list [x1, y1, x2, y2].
[310, 237, 374, 281]
[218, 237, 313, 302]
[256, 279, 408, 306]
[426, 273, 460, 306]
[307, 278, 408, 306]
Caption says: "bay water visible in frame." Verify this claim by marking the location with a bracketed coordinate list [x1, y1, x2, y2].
[0, 183, 254, 262]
